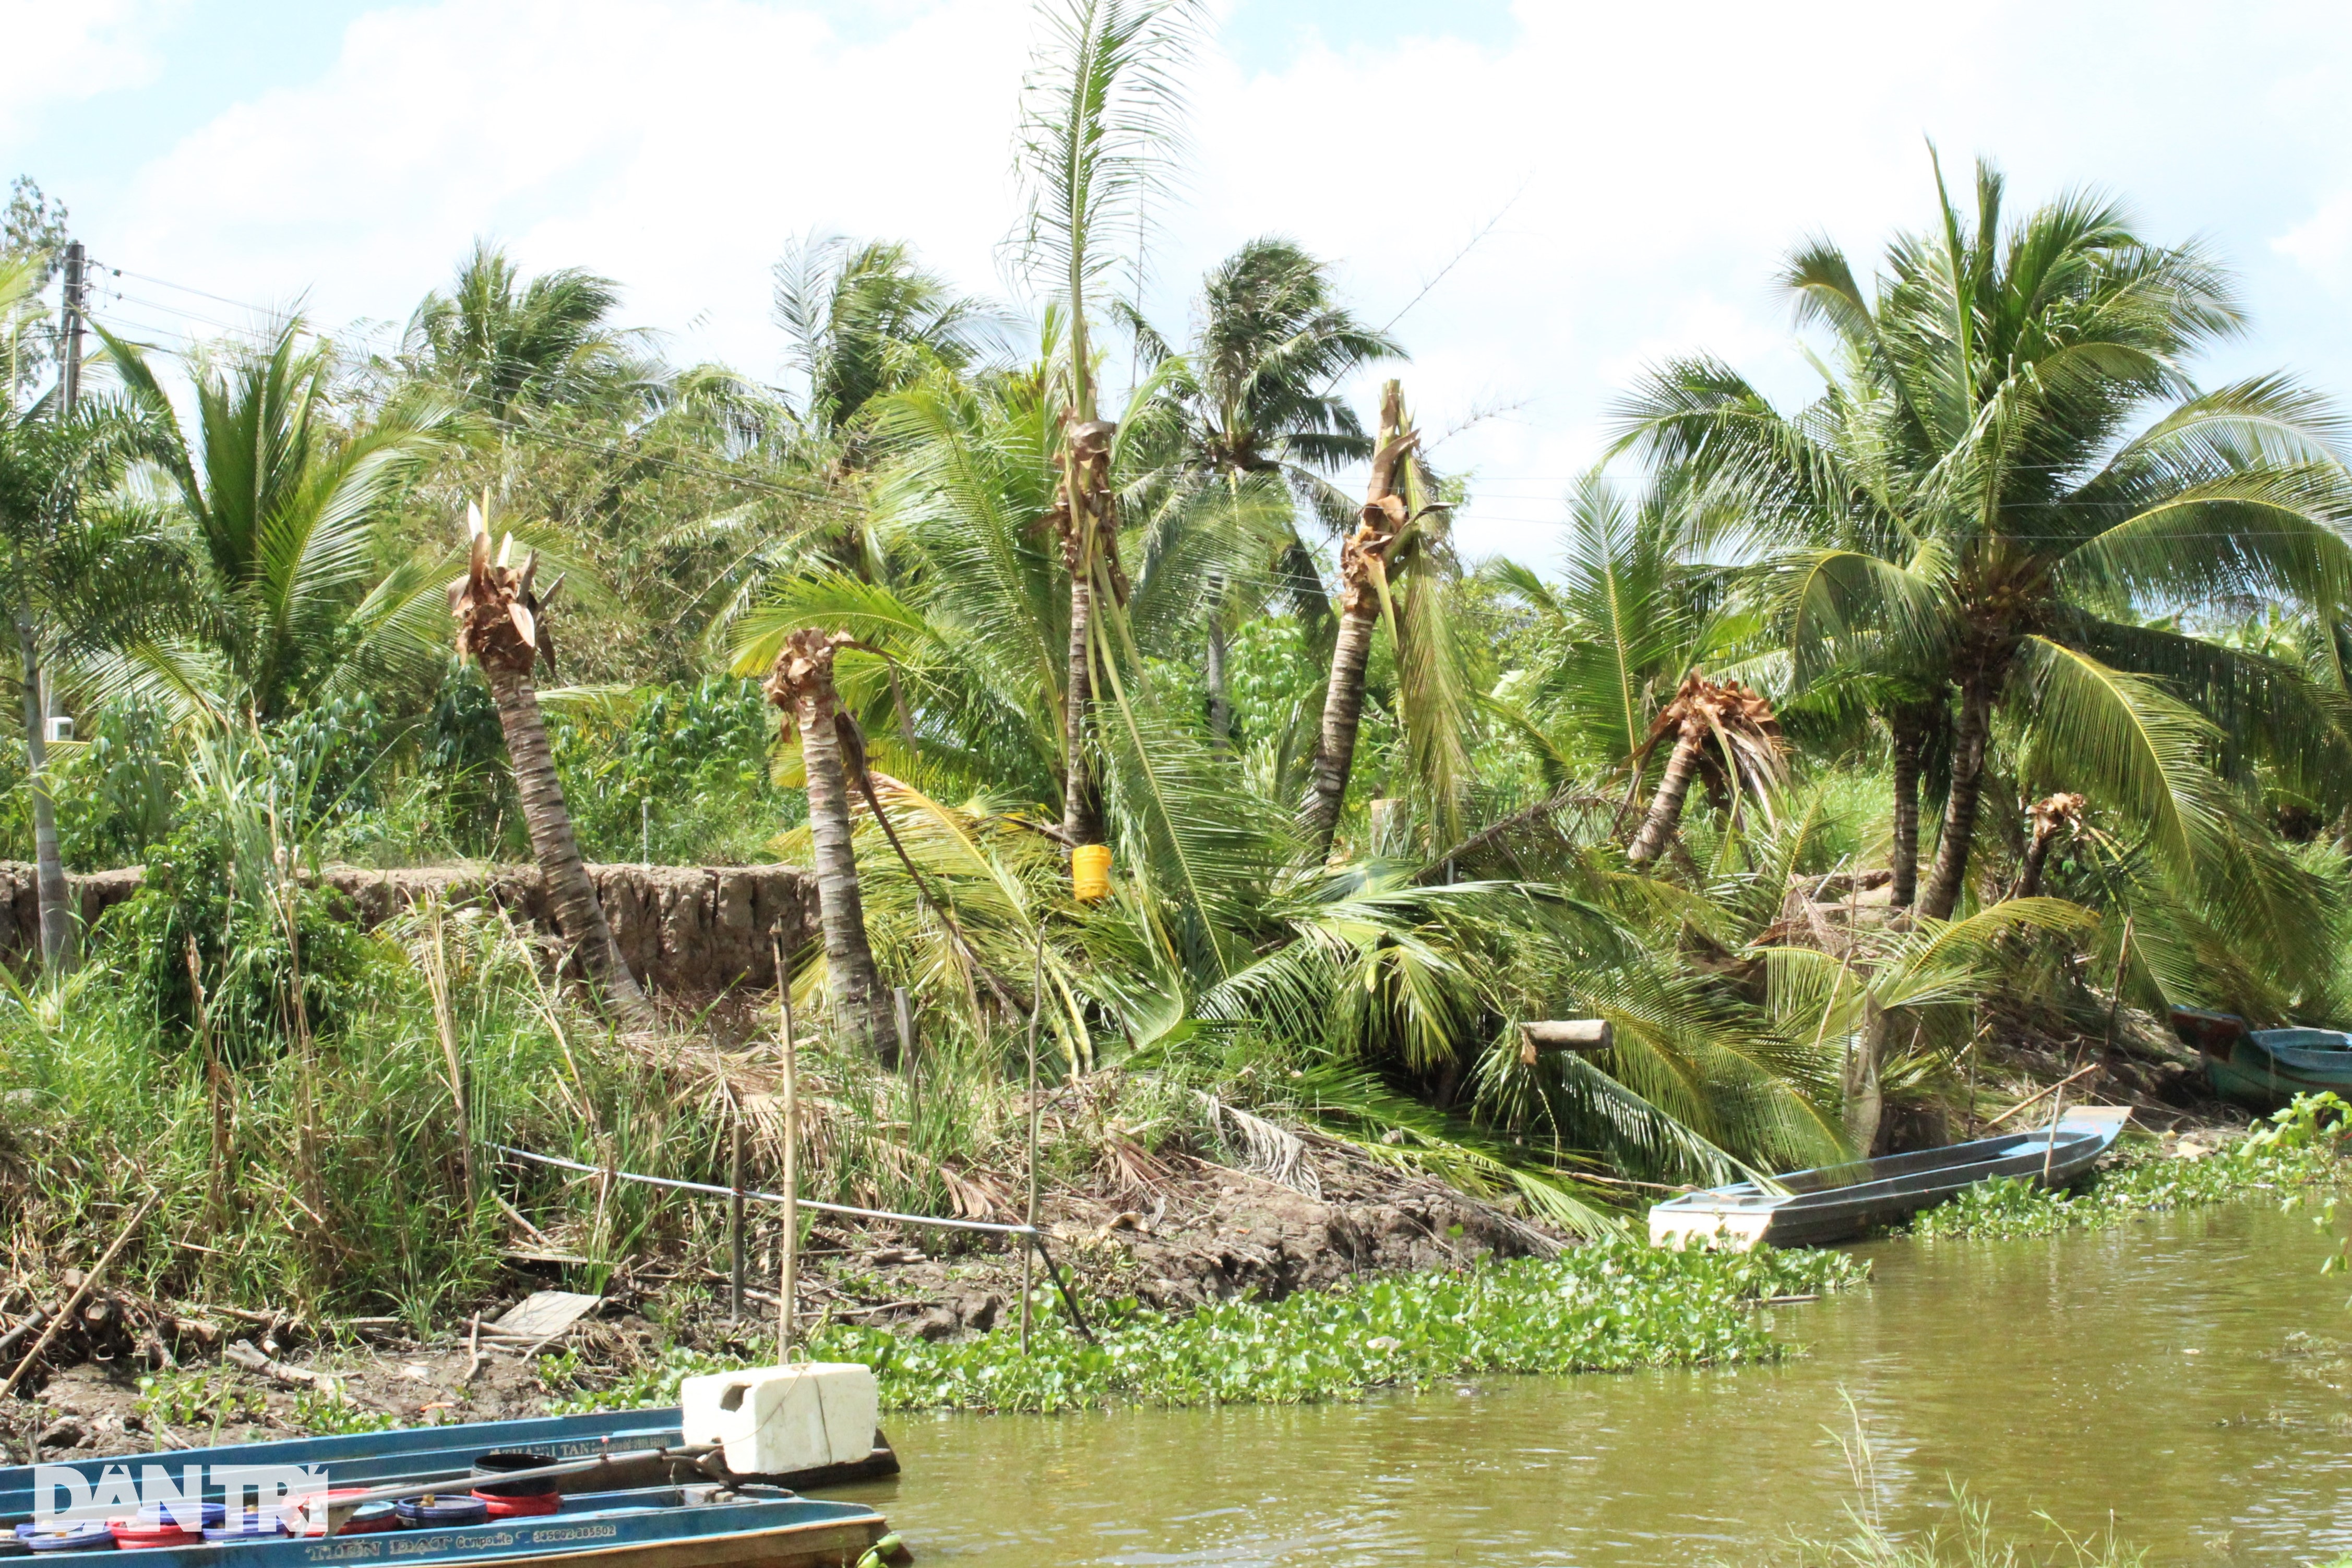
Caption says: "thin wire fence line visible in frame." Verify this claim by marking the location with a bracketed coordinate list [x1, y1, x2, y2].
[488, 1142, 1040, 1238]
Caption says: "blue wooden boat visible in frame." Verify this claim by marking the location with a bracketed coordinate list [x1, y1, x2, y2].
[0, 1407, 894, 1568]
[2170, 1007, 2352, 1111]
[1649, 1106, 2132, 1248]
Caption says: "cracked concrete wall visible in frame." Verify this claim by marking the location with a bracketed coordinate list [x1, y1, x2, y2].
[0, 861, 817, 995]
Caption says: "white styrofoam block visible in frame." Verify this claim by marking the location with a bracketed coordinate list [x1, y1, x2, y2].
[679, 1363, 878, 1476]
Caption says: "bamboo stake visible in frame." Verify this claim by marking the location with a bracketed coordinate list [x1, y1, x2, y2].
[2103, 915, 2135, 1058]
[2042, 1077, 2068, 1186]
[897, 987, 918, 1138]
[773, 933, 799, 1358]
[1021, 928, 1044, 1354]
[727, 1116, 746, 1321]
[1983, 1061, 2101, 1129]
[424, 908, 475, 1216]
[3, 1199, 153, 1398]
[703, 1035, 745, 1320]
[186, 936, 231, 1231]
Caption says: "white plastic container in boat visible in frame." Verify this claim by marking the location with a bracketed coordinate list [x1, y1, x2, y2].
[679, 1363, 879, 1477]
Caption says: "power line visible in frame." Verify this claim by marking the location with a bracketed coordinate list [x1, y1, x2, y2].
[87, 264, 2349, 530]
[81, 298, 852, 512]
[101, 265, 291, 318]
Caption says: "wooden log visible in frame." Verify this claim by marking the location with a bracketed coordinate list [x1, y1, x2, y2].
[2, 1199, 152, 1397]
[222, 1340, 388, 1410]
[1981, 1062, 2101, 1129]
[1519, 1019, 1611, 1066]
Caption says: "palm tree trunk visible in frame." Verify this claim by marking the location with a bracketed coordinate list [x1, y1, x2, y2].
[1626, 722, 1706, 866]
[1205, 614, 1231, 751]
[1303, 381, 1414, 860]
[2013, 827, 2057, 902]
[1919, 675, 1993, 920]
[2010, 794, 2082, 902]
[1303, 601, 1379, 856]
[1060, 568, 1103, 847]
[790, 661, 899, 1066]
[1843, 998, 1889, 1154]
[1889, 717, 1922, 910]
[14, 602, 70, 972]
[482, 662, 655, 1031]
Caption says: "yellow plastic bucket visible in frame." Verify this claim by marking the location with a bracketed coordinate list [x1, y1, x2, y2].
[1071, 843, 1113, 903]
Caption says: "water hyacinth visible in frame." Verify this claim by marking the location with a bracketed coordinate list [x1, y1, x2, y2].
[1909, 1098, 2349, 1242]
[552, 1237, 1865, 1416]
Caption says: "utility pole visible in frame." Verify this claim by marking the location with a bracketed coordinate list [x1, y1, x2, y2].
[18, 241, 85, 972]
[49, 242, 81, 752]
[58, 243, 83, 410]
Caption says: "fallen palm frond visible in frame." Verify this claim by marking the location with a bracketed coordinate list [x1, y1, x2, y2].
[1195, 1092, 1319, 1200]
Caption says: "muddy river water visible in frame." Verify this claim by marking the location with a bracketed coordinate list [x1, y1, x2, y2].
[833, 1196, 2352, 1564]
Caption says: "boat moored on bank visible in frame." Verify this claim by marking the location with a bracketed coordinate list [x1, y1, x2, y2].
[1648, 1106, 2132, 1249]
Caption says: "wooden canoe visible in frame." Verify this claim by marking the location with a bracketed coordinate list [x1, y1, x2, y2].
[2170, 1007, 2352, 1111]
[1648, 1106, 2132, 1249]
[0, 1410, 896, 1521]
[11, 1488, 885, 1568]
[0, 1410, 893, 1568]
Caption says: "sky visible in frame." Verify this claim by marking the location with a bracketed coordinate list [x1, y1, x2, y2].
[7, 0, 2352, 563]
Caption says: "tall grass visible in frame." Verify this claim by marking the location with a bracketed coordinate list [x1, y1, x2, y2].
[0, 884, 1205, 1332]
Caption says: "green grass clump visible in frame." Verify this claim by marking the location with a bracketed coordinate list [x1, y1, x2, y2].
[1745, 1481, 2145, 1566]
[1908, 1097, 2347, 1242]
[550, 1237, 1866, 1415]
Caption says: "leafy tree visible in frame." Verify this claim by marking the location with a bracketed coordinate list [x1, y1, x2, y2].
[3, 178, 68, 391]
[102, 317, 450, 723]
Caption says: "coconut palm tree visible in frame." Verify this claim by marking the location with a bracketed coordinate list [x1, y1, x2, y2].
[1302, 381, 1414, 855]
[1618, 153, 2352, 920]
[404, 242, 654, 430]
[1298, 379, 1474, 858]
[1014, 0, 1199, 857]
[1478, 474, 1769, 842]
[101, 319, 450, 724]
[450, 503, 655, 1031]
[773, 235, 1003, 460]
[2009, 791, 2085, 901]
[764, 626, 899, 1061]
[1126, 237, 1403, 739]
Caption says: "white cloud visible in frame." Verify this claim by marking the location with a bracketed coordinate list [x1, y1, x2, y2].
[2275, 191, 2352, 287]
[103, 0, 1033, 372]
[0, 0, 178, 137]
[50, 0, 2352, 564]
